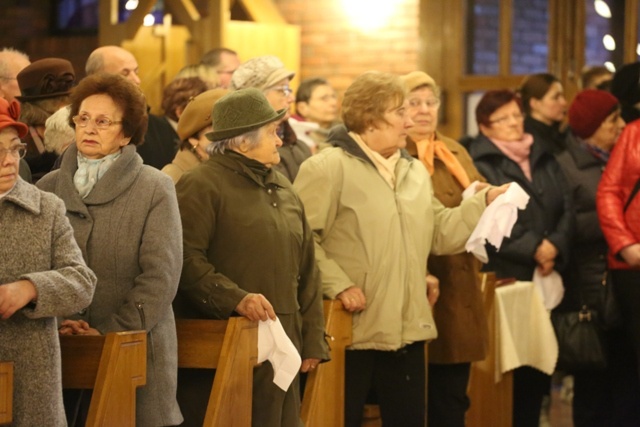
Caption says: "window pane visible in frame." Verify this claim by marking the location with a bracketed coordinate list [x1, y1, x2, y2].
[585, 0, 624, 70]
[510, 0, 548, 74]
[466, 0, 500, 75]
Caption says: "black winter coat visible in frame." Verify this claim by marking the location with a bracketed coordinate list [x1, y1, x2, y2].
[554, 133, 608, 311]
[469, 133, 574, 280]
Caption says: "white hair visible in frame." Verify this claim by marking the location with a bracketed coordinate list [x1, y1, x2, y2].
[44, 105, 74, 154]
[207, 127, 262, 155]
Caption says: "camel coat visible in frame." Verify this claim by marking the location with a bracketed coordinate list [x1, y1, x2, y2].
[0, 179, 96, 427]
[406, 133, 489, 363]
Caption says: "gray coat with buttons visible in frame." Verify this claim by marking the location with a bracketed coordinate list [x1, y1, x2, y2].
[37, 144, 183, 427]
[1, 179, 96, 427]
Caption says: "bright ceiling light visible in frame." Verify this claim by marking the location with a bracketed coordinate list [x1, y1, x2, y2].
[604, 62, 616, 72]
[143, 13, 155, 26]
[594, 0, 612, 18]
[603, 34, 616, 51]
[125, 0, 139, 11]
[637, 43, 640, 56]
[342, 0, 401, 32]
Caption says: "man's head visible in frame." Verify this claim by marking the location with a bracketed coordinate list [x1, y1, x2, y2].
[86, 46, 141, 86]
[0, 48, 30, 102]
[200, 48, 240, 89]
[295, 78, 338, 128]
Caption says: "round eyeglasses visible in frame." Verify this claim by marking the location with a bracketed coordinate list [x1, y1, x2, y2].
[72, 114, 123, 130]
[0, 144, 27, 160]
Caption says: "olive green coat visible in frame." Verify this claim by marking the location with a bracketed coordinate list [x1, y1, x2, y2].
[174, 151, 328, 427]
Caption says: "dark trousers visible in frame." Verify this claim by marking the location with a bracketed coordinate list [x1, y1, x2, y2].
[427, 362, 471, 427]
[345, 342, 426, 427]
[512, 366, 550, 427]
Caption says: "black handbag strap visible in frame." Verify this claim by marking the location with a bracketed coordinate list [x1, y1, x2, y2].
[624, 178, 640, 212]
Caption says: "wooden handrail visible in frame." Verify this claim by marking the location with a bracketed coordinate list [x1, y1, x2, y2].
[0, 362, 13, 426]
[301, 299, 353, 427]
[60, 331, 147, 426]
[176, 317, 258, 427]
[467, 272, 513, 427]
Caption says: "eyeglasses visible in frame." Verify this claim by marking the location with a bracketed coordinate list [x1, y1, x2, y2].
[407, 98, 441, 109]
[72, 114, 123, 130]
[489, 113, 524, 125]
[269, 85, 293, 97]
[0, 144, 26, 160]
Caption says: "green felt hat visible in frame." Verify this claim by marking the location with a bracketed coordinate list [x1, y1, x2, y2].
[206, 87, 286, 142]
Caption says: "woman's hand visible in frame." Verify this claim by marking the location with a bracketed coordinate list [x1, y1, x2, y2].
[620, 243, 640, 267]
[300, 358, 322, 373]
[426, 274, 440, 307]
[536, 260, 555, 276]
[0, 280, 37, 320]
[236, 293, 276, 322]
[58, 319, 91, 335]
[337, 286, 366, 313]
[485, 183, 510, 205]
[534, 239, 558, 264]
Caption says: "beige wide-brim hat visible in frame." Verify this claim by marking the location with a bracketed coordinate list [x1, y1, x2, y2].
[177, 88, 229, 141]
[230, 55, 295, 91]
[206, 87, 286, 142]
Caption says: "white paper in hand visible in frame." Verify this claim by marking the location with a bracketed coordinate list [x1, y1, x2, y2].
[465, 182, 530, 262]
[257, 317, 302, 391]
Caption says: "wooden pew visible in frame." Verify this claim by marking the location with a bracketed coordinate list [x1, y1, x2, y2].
[0, 362, 12, 426]
[60, 331, 147, 426]
[467, 272, 513, 427]
[301, 299, 353, 427]
[176, 317, 258, 427]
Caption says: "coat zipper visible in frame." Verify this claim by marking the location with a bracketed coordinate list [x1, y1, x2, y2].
[135, 301, 146, 330]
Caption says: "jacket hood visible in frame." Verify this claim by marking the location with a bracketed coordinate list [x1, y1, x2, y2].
[328, 124, 414, 165]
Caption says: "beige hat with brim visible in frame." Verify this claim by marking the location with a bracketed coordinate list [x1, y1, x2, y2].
[231, 55, 295, 90]
[177, 88, 229, 140]
[206, 87, 286, 142]
[401, 71, 437, 93]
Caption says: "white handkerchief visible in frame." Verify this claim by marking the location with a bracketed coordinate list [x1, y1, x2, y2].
[465, 183, 530, 262]
[258, 317, 302, 391]
[532, 269, 564, 310]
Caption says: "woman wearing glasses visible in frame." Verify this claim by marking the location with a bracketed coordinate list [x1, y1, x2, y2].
[231, 55, 311, 182]
[401, 71, 489, 427]
[37, 73, 184, 426]
[0, 97, 96, 427]
[469, 90, 574, 427]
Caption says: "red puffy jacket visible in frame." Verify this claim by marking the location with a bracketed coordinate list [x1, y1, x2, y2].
[597, 120, 640, 270]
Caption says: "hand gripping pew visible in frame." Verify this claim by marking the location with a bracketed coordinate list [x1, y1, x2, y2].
[0, 361, 13, 425]
[301, 299, 353, 427]
[60, 331, 147, 426]
[175, 317, 258, 427]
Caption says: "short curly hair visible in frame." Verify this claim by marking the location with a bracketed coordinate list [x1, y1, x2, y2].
[475, 90, 523, 127]
[69, 73, 148, 146]
[341, 71, 405, 134]
[161, 77, 209, 122]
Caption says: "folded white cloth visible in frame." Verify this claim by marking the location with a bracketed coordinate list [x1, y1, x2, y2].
[495, 281, 559, 382]
[257, 317, 302, 391]
[461, 180, 480, 200]
[532, 269, 564, 310]
[465, 183, 530, 263]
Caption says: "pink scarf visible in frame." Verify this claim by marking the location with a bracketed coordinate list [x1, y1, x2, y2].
[489, 133, 534, 181]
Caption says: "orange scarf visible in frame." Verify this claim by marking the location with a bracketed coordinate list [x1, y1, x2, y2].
[414, 135, 471, 188]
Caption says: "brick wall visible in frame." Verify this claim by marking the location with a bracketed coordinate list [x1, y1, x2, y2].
[274, 0, 420, 95]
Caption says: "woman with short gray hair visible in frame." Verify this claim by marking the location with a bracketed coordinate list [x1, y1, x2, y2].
[175, 87, 329, 426]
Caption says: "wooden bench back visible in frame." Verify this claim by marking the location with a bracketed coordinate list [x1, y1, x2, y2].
[60, 330, 147, 426]
[0, 362, 13, 425]
[301, 299, 352, 427]
[176, 317, 258, 427]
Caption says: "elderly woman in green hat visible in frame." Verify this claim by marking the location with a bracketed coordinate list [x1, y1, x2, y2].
[174, 87, 329, 427]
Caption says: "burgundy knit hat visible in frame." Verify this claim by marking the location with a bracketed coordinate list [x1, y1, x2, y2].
[568, 89, 619, 139]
